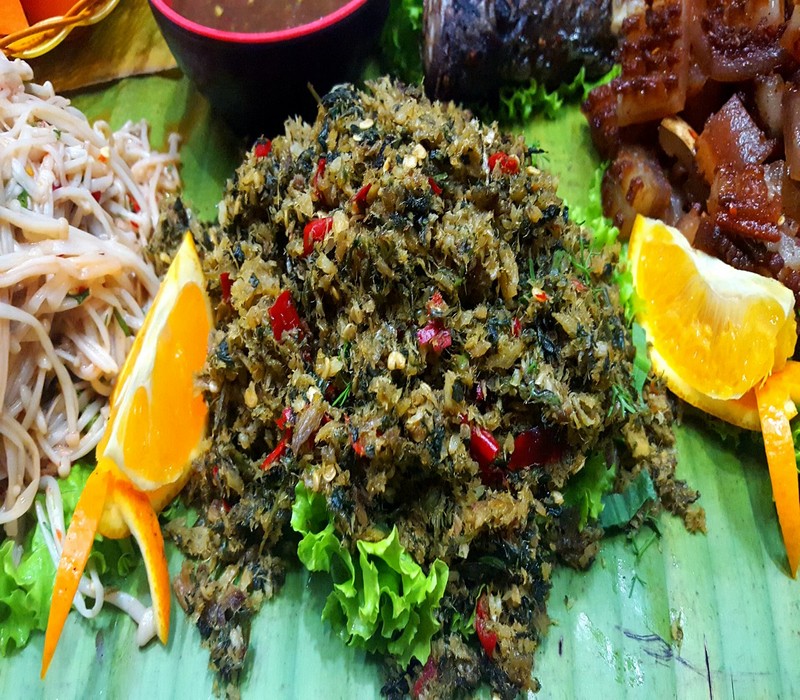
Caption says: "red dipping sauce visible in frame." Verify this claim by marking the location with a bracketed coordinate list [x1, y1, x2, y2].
[169, 0, 348, 33]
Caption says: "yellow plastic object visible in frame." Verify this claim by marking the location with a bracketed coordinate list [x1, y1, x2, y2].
[0, 0, 120, 59]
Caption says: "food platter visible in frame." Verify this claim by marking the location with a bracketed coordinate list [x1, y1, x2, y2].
[4, 9, 800, 700]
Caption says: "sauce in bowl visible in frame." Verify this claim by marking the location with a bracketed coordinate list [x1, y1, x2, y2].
[168, 0, 349, 33]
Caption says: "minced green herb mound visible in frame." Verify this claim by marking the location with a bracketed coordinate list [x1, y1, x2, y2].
[292, 482, 448, 667]
[165, 78, 701, 699]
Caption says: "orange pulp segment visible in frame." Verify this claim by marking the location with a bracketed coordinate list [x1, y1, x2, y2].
[98, 233, 212, 492]
[629, 215, 796, 401]
[0, 0, 28, 35]
[649, 344, 762, 431]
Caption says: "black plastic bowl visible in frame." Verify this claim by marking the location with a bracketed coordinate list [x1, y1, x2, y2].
[149, 0, 390, 136]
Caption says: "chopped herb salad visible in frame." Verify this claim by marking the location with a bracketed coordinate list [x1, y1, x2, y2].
[162, 80, 702, 698]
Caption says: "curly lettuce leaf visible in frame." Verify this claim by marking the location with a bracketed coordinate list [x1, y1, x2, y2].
[498, 65, 621, 123]
[292, 482, 448, 667]
[0, 462, 90, 655]
[569, 164, 637, 326]
[0, 525, 54, 655]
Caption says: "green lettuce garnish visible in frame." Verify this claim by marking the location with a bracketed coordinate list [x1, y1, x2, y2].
[0, 524, 55, 655]
[498, 65, 621, 123]
[291, 482, 448, 667]
[564, 458, 658, 532]
[570, 164, 637, 324]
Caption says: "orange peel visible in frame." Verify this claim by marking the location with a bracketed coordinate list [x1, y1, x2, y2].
[755, 362, 800, 577]
[108, 472, 171, 643]
[41, 466, 110, 677]
[630, 215, 800, 577]
[41, 233, 212, 676]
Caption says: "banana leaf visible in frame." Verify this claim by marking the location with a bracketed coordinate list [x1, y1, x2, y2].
[5, 71, 800, 700]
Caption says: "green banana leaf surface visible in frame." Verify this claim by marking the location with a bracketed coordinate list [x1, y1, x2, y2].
[6, 70, 800, 700]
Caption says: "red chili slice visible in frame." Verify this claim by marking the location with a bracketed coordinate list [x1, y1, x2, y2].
[429, 328, 452, 353]
[470, 425, 500, 469]
[276, 406, 295, 432]
[426, 290, 446, 315]
[303, 217, 333, 255]
[412, 657, 438, 698]
[312, 156, 326, 194]
[220, 272, 232, 304]
[502, 155, 519, 174]
[417, 320, 440, 346]
[488, 151, 520, 175]
[533, 289, 549, 303]
[475, 594, 498, 658]
[345, 415, 368, 457]
[254, 140, 272, 158]
[353, 183, 374, 212]
[507, 427, 563, 471]
[269, 290, 303, 342]
[260, 437, 288, 470]
[428, 176, 443, 196]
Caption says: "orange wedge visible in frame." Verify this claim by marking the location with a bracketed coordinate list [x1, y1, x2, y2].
[42, 233, 212, 677]
[630, 215, 800, 577]
[629, 215, 796, 401]
[98, 234, 211, 492]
